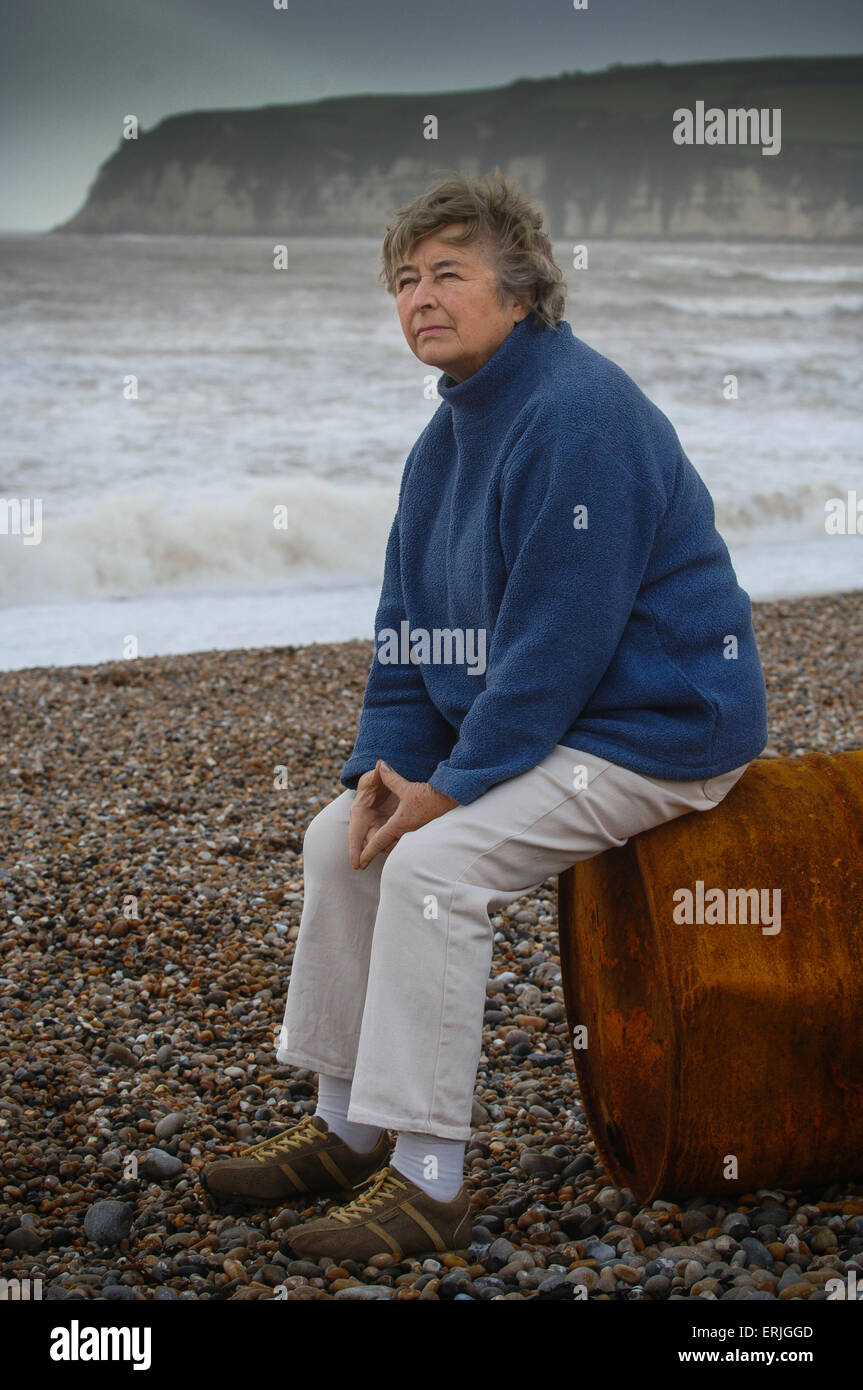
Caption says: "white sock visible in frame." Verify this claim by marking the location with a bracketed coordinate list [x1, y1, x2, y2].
[313, 1072, 382, 1153]
[391, 1130, 466, 1202]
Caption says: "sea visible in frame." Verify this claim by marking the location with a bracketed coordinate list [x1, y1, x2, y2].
[1, 234, 861, 672]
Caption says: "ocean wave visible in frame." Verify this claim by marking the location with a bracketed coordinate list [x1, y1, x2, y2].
[2, 474, 852, 610]
[0, 477, 397, 605]
[714, 479, 855, 535]
[649, 294, 863, 319]
[624, 265, 863, 288]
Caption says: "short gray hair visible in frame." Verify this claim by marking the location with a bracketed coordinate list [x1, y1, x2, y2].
[379, 168, 567, 330]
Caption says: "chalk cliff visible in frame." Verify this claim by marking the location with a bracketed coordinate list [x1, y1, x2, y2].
[52, 56, 863, 240]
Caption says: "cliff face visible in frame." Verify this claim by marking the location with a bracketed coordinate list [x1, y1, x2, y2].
[54, 57, 863, 239]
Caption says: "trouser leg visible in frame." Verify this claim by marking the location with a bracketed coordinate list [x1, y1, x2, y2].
[345, 747, 749, 1141]
[276, 789, 382, 1080]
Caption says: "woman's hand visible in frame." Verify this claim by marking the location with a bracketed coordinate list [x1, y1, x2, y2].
[349, 760, 459, 869]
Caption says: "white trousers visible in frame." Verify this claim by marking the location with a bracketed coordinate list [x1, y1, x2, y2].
[276, 745, 749, 1140]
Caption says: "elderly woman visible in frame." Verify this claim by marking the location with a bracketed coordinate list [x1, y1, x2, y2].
[202, 173, 768, 1262]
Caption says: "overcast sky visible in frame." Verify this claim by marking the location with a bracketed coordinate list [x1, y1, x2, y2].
[1, 0, 861, 232]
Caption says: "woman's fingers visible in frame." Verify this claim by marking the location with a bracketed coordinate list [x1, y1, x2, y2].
[348, 806, 376, 868]
[357, 808, 405, 869]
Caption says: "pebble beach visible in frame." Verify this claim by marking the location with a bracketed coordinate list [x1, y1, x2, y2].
[1, 589, 862, 1302]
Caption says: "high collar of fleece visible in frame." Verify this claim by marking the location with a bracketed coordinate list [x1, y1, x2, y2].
[436, 316, 567, 419]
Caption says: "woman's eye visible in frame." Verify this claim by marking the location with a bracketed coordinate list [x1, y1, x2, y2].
[397, 272, 457, 291]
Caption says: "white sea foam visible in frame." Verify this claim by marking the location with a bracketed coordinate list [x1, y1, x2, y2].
[0, 477, 397, 604]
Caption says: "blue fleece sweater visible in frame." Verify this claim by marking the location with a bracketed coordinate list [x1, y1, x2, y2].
[339, 316, 769, 806]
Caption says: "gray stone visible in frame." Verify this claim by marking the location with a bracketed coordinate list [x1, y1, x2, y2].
[515, 984, 543, 1011]
[643, 1274, 671, 1297]
[83, 1201, 133, 1247]
[469, 1225, 494, 1250]
[537, 1271, 568, 1294]
[154, 1112, 185, 1140]
[722, 1212, 750, 1238]
[333, 1286, 394, 1299]
[471, 1098, 489, 1126]
[486, 1237, 516, 1271]
[473, 1277, 507, 1299]
[563, 1154, 594, 1179]
[596, 1187, 623, 1214]
[681, 1209, 711, 1238]
[142, 1148, 183, 1180]
[740, 1236, 774, 1268]
[584, 1237, 617, 1267]
[634, 1213, 662, 1243]
[751, 1204, 788, 1228]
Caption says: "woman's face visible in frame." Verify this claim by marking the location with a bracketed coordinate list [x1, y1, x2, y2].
[394, 222, 530, 382]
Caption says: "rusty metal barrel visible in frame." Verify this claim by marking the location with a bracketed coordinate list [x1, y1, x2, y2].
[557, 750, 863, 1202]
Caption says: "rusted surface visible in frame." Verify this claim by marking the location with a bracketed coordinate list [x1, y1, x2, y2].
[557, 750, 863, 1201]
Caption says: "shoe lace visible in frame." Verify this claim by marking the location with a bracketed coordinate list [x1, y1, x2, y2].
[328, 1165, 408, 1223]
[240, 1114, 322, 1161]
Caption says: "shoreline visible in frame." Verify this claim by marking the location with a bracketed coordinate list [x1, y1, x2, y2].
[3, 584, 863, 683]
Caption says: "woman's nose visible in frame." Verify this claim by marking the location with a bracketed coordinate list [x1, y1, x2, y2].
[409, 276, 437, 306]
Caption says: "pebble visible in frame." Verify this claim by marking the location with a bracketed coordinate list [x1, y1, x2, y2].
[722, 1212, 749, 1238]
[142, 1148, 184, 1181]
[154, 1112, 186, 1140]
[519, 1151, 563, 1176]
[1, 612, 861, 1301]
[486, 1239, 516, 1271]
[681, 1210, 712, 1238]
[741, 1236, 774, 1268]
[334, 1286, 394, 1300]
[643, 1274, 672, 1297]
[83, 1202, 133, 1247]
[596, 1186, 623, 1214]
[808, 1227, 839, 1253]
[584, 1238, 617, 1266]
[5, 1226, 44, 1253]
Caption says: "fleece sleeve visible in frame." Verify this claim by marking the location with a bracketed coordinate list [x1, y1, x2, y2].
[426, 426, 666, 805]
[339, 507, 457, 791]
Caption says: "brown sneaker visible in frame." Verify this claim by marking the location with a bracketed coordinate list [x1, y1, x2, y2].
[198, 1114, 391, 1208]
[286, 1163, 473, 1263]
